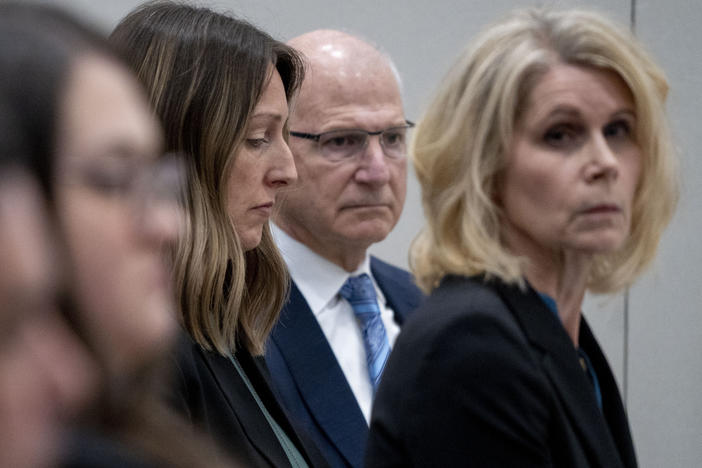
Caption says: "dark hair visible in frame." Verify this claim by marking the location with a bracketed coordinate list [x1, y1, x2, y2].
[111, 1, 305, 356]
[0, 2, 117, 195]
[0, 95, 26, 170]
[0, 1, 132, 353]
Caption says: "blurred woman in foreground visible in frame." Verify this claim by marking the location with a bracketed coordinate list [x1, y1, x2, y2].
[0, 96, 95, 468]
[366, 8, 677, 468]
[0, 4, 231, 467]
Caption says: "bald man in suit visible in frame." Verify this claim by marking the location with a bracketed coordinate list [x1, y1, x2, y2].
[266, 30, 423, 468]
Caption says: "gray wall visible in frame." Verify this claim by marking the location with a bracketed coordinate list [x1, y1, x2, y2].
[45, 0, 701, 465]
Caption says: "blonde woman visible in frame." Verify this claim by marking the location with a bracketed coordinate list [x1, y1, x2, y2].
[111, 2, 328, 467]
[366, 8, 677, 468]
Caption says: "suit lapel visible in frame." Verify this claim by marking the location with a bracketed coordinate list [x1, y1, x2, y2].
[493, 280, 627, 468]
[370, 257, 420, 326]
[200, 348, 291, 467]
[580, 321, 638, 468]
[271, 282, 368, 467]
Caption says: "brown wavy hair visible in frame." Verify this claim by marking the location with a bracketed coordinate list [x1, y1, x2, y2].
[110, 1, 304, 356]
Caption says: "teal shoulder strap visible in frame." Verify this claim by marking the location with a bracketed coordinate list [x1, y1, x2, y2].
[228, 354, 309, 468]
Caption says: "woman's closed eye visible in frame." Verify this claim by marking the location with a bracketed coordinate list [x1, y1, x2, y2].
[246, 137, 270, 149]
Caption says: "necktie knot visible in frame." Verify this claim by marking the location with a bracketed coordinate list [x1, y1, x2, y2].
[339, 274, 379, 317]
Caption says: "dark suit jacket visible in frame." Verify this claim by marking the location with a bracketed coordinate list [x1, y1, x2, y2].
[265, 257, 424, 468]
[366, 275, 637, 468]
[171, 334, 329, 467]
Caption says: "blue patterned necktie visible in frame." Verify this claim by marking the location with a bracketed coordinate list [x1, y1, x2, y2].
[339, 273, 391, 393]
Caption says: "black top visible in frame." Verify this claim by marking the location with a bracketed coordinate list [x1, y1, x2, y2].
[171, 333, 329, 468]
[366, 275, 637, 468]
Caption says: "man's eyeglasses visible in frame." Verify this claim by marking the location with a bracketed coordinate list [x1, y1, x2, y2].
[290, 121, 414, 162]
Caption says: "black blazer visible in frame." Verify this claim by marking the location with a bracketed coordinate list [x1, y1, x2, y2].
[171, 334, 329, 468]
[366, 275, 637, 468]
[265, 257, 423, 468]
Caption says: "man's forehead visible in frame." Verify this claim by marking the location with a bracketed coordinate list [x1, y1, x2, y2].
[309, 63, 399, 98]
[289, 30, 398, 93]
[299, 40, 389, 78]
[290, 39, 403, 127]
[288, 29, 376, 58]
[291, 70, 404, 130]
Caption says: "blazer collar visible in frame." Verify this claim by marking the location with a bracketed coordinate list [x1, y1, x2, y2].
[579, 320, 638, 467]
[271, 282, 368, 467]
[491, 278, 629, 468]
[370, 256, 415, 326]
[201, 346, 316, 467]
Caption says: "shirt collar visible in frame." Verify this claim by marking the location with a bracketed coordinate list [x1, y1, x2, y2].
[272, 223, 385, 315]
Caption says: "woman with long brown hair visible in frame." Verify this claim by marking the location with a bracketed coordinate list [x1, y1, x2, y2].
[111, 2, 327, 467]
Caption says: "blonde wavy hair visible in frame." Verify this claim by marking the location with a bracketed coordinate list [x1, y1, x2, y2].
[411, 7, 678, 294]
[111, 1, 304, 356]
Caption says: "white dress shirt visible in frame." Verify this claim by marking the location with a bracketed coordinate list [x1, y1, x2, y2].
[272, 224, 401, 424]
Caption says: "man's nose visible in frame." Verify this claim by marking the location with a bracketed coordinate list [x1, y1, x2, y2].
[355, 135, 390, 186]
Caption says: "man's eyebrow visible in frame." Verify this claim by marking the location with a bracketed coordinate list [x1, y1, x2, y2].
[250, 112, 285, 121]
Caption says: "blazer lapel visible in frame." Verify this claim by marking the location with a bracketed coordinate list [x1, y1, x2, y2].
[271, 282, 368, 467]
[493, 280, 626, 468]
[370, 257, 421, 326]
[200, 349, 291, 467]
[238, 349, 323, 467]
[580, 321, 638, 468]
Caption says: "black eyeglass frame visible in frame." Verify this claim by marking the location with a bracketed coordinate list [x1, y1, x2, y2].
[289, 120, 415, 143]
